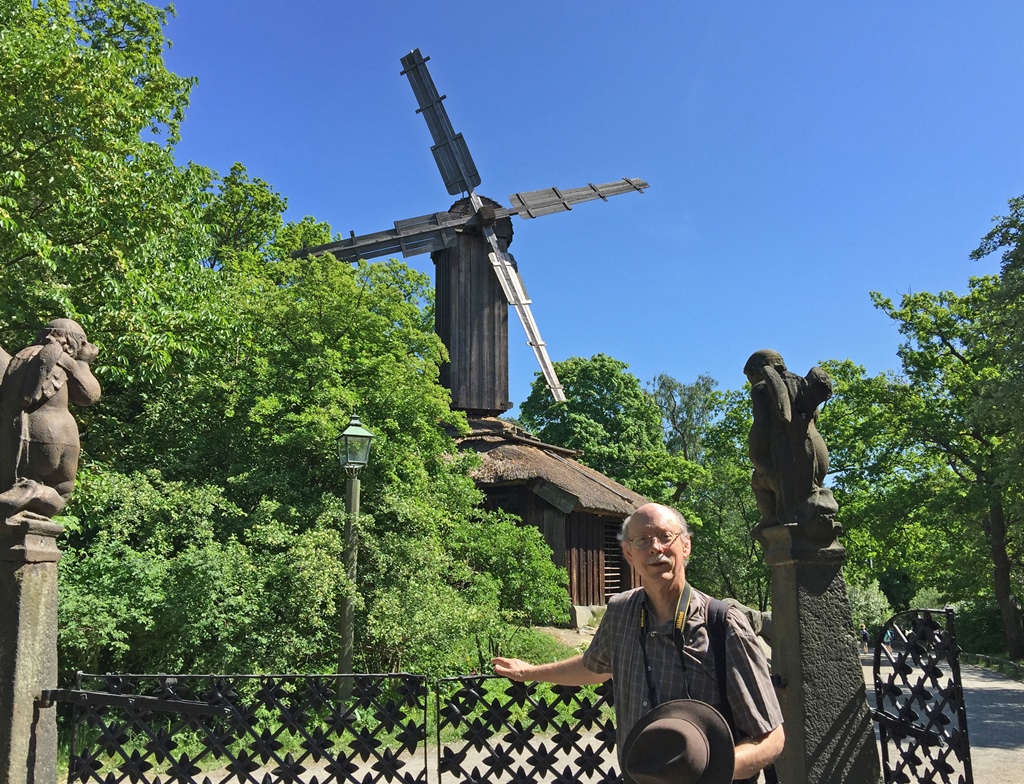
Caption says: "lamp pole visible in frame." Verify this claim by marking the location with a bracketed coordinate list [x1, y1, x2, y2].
[337, 414, 373, 677]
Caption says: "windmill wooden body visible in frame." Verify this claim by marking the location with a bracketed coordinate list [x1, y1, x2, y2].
[296, 49, 648, 416]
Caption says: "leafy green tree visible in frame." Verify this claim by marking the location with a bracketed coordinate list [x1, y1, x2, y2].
[59, 471, 352, 674]
[814, 283, 1022, 658]
[680, 386, 771, 610]
[878, 567, 916, 612]
[0, 0, 235, 479]
[650, 373, 717, 464]
[649, 372, 720, 506]
[871, 280, 1022, 658]
[847, 580, 894, 636]
[971, 198, 1024, 510]
[201, 163, 287, 269]
[819, 356, 1007, 634]
[519, 354, 669, 496]
[0, 0, 210, 333]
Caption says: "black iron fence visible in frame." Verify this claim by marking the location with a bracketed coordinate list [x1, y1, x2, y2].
[434, 677, 617, 784]
[47, 672, 618, 784]
[49, 612, 978, 784]
[872, 607, 973, 784]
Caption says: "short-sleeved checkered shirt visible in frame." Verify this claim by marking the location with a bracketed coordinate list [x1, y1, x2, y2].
[582, 585, 783, 760]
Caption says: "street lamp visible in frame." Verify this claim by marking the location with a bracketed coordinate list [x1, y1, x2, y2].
[338, 415, 374, 475]
[336, 414, 373, 677]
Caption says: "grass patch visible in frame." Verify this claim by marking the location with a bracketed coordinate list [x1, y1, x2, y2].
[498, 627, 578, 664]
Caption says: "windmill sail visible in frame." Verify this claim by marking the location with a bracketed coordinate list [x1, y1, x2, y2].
[466, 191, 566, 403]
[295, 212, 462, 263]
[506, 178, 648, 219]
[400, 49, 481, 196]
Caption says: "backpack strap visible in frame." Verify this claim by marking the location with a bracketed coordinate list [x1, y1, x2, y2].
[707, 598, 736, 735]
[707, 598, 780, 784]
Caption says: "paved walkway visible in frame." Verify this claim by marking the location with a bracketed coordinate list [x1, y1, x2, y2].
[862, 653, 1024, 784]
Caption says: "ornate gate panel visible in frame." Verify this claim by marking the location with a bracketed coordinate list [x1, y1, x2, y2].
[872, 608, 974, 784]
[47, 672, 428, 784]
[434, 676, 619, 784]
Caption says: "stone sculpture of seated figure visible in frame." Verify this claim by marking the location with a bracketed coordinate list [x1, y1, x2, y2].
[0, 319, 101, 520]
[744, 348, 837, 529]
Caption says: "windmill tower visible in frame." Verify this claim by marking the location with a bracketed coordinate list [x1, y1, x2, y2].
[295, 49, 648, 416]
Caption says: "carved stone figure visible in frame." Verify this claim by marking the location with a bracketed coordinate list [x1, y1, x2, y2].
[0, 319, 101, 519]
[744, 349, 837, 528]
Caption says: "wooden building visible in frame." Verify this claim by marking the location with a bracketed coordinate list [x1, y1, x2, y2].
[432, 197, 513, 417]
[457, 418, 646, 612]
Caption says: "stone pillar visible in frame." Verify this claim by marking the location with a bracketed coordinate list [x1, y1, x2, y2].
[756, 517, 880, 784]
[0, 512, 63, 784]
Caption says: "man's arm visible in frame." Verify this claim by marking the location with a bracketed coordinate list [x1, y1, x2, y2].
[734, 724, 785, 780]
[490, 655, 610, 686]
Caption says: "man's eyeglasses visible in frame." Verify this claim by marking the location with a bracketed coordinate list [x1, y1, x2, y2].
[627, 531, 680, 549]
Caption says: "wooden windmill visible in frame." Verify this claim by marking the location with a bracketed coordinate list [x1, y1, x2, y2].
[296, 49, 648, 417]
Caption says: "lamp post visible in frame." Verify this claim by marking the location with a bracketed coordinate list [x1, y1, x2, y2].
[337, 414, 373, 676]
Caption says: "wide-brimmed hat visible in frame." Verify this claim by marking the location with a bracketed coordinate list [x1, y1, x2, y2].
[621, 700, 734, 784]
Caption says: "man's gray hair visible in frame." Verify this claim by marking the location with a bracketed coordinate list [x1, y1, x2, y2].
[618, 504, 690, 542]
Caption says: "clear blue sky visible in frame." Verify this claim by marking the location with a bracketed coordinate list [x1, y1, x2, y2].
[163, 1, 1021, 409]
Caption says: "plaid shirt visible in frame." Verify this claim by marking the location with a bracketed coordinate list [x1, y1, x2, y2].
[582, 586, 783, 757]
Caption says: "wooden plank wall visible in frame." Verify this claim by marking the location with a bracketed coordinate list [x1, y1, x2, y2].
[527, 493, 567, 569]
[566, 513, 606, 606]
[483, 488, 635, 606]
[432, 222, 510, 414]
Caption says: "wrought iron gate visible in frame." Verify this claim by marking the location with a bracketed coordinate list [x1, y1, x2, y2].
[46, 672, 619, 784]
[46, 672, 430, 784]
[872, 607, 974, 784]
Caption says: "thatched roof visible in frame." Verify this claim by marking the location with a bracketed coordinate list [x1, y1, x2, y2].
[457, 418, 648, 517]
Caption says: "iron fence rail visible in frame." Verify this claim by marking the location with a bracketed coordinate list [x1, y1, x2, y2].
[51, 672, 430, 784]
[50, 673, 619, 784]
[434, 677, 618, 784]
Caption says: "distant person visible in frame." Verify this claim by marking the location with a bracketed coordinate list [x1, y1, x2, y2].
[492, 502, 784, 783]
[860, 623, 870, 653]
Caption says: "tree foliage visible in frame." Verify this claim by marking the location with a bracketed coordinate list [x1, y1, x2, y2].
[872, 280, 1022, 658]
[815, 277, 1024, 657]
[0, 0, 210, 332]
[650, 373, 717, 464]
[519, 354, 667, 492]
[0, 0, 569, 678]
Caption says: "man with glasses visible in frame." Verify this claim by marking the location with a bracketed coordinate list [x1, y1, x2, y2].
[492, 502, 784, 783]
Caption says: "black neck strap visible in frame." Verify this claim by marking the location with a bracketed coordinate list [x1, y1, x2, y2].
[638, 582, 693, 707]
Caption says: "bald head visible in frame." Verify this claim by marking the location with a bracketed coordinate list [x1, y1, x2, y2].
[619, 503, 690, 542]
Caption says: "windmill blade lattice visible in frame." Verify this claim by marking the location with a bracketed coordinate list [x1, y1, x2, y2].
[399, 49, 480, 197]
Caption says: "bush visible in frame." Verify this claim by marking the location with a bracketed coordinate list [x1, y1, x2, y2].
[951, 597, 1006, 655]
[445, 511, 570, 626]
[909, 586, 947, 610]
[847, 579, 894, 639]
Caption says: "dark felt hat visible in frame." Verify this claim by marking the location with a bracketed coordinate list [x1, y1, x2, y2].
[621, 700, 735, 784]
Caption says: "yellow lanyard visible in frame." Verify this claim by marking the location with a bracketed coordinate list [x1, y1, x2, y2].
[638, 582, 692, 706]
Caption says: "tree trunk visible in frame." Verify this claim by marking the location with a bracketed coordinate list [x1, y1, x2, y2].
[988, 499, 1024, 659]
